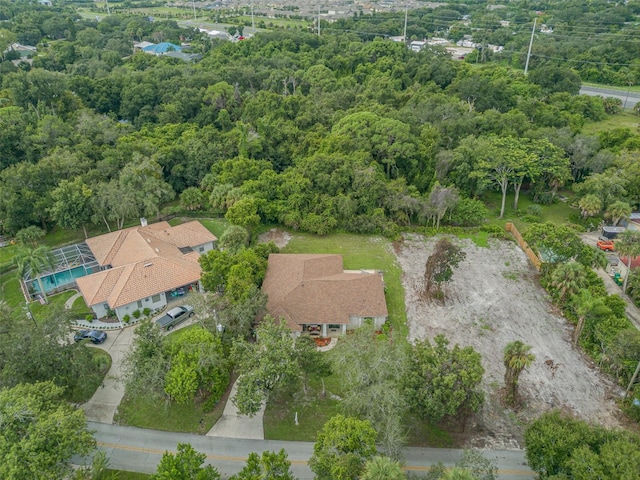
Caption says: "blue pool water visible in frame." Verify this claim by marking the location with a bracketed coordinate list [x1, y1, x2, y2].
[32, 266, 93, 293]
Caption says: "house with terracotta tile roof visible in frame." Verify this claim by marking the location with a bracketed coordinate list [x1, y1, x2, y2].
[76, 221, 216, 321]
[261, 254, 388, 337]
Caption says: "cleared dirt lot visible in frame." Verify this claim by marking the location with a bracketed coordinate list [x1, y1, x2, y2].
[395, 234, 623, 449]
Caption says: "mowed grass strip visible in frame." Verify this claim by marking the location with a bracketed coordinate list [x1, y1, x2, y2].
[106, 470, 151, 479]
[115, 394, 223, 434]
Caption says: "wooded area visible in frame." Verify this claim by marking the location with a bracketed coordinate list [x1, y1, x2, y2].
[1, 1, 639, 239]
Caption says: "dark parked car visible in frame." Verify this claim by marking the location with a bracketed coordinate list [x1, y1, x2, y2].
[74, 329, 107, 344]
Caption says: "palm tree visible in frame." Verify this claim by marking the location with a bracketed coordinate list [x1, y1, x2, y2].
[578, 194, 601, 218]
[361, 456, 406, 480]
[570, 289, 605, 345]
[605, 200, 632, 226]
[616, 230, 640, 295]
[13, 245, 56, 302]
[550, 261, 587, 305]
[503, 341, 535, 407]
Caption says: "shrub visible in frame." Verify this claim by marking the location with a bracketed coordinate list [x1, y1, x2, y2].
[123, 314, 130, 323]
[143, 307, 151, 316]
[85, 314, 94, 322]
[449, 198, 488, 227]
[527, 204, 542, 219]
[132, 310, 141, 319]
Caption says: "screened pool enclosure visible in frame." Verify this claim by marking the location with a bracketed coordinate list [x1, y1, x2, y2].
[23, 242, 100, 299]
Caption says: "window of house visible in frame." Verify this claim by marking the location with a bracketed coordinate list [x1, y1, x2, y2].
[199, 246, 205, 252]
[152, 294, 161, 303]
[137, 300, 143, 309]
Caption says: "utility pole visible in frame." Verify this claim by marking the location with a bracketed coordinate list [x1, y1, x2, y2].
[251, 1, 255, 30]
[317, 5, 321, 37]
[524, 17, 537, 76]
[403, 2, 408, 44]
[192, 0, 196, 20]
[105, 0, 110, 15]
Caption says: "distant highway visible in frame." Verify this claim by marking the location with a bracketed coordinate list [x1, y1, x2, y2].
[580, 85, 640, 109]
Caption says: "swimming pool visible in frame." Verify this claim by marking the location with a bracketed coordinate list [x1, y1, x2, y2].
[32, 266, 94, 294]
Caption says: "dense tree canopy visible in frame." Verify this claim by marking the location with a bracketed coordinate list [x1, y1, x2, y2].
[0, 3, 637, 238]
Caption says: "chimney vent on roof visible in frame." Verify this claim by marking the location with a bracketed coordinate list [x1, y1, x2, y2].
[144, 262, 153, 267]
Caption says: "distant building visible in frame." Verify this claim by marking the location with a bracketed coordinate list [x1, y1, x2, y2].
[540, 24, 554, 34]
[133, 41, 155, 52]
[410, 40, 427, 52]
[198, 28, 231, 41]
[427, 37, 449, 46]
[457, 39, 480, 48]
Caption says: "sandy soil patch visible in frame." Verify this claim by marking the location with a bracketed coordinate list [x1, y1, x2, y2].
[258, 228, 292, 249]
[395, 233, 623, 449]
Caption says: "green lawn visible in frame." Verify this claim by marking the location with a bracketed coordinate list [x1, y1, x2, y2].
[264, 341, 453, 446]
[0, 272, 23, 310]
[482, 191, 578, 232]
[115, 393, 224, 434]
[0, 244, 17, 264]
[264, 352, 345, 442]
[168, 216, 230, 239]
[581, 111, 640, 135]
[68, 348, 112, 403]
[107, 470, 151, 479]
[29, 290, 76, 318]
[457, 231, 490, 248]
[281, 232, 407, 336]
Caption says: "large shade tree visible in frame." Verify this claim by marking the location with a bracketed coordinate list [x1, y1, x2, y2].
[0, 382, 95, 480]
[309, 414, 378, 480]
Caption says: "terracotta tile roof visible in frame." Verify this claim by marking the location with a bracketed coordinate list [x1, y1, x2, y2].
[262, 254, 388, 330]
[142, 221, 216, 249]
[86, 221, 216, 268]
[77, 221, 216, 308]
[77, 256, 202, 308]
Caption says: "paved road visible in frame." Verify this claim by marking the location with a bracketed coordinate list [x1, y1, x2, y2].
[579, 85, 640, 109]
[87, 422, 535, 479]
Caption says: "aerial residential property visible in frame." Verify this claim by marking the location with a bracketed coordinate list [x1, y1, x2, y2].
[75, 220, 216, 321]
[261, 254, 388, 337]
